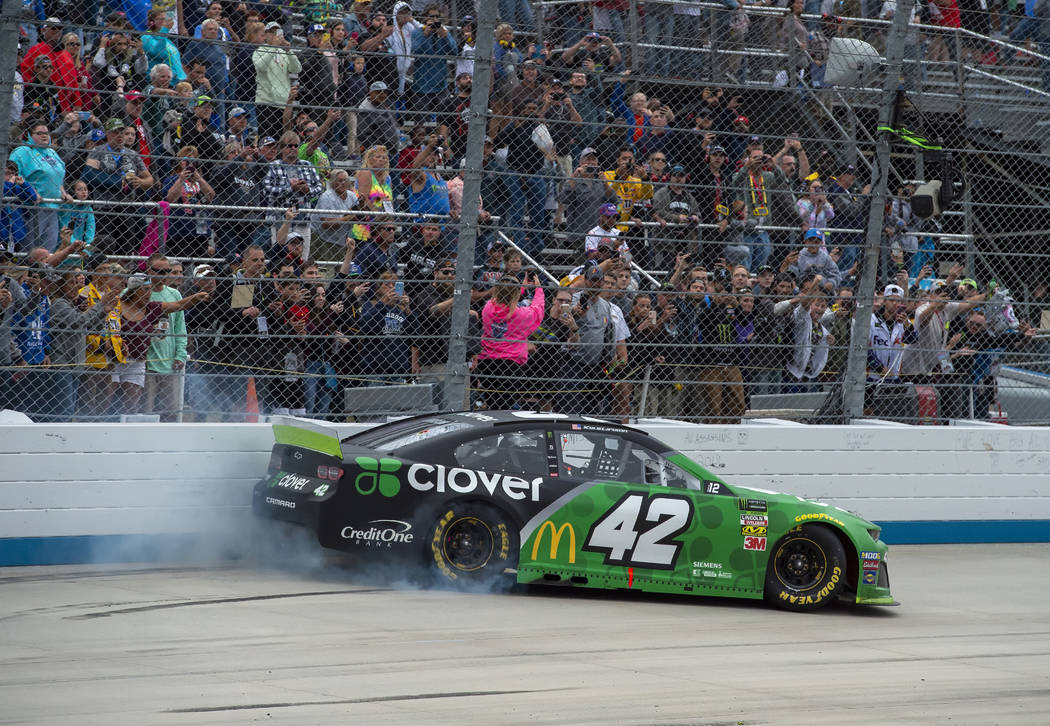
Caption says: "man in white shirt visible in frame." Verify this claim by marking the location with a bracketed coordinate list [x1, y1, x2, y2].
[868, 284, 909, 382]
[312, 169, 359, 261]
[584, 202, 626, 256]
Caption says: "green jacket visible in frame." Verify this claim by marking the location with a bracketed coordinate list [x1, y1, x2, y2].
[147, 285, 187, 373]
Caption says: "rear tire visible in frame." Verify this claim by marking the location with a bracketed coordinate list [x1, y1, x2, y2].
[429, 503, 518, 590]
[765, 525, 846, 612]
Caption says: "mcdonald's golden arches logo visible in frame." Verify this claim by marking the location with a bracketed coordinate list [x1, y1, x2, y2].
[531, 520, 576, 563]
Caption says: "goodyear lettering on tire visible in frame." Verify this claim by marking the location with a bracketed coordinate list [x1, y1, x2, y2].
[432, 509, 456, 581]
[778, 565, 842, 606]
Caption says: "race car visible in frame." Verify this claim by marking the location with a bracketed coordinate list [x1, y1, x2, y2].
[252, 412, 895, 612]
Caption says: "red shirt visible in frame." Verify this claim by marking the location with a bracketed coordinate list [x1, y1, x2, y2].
[121, 301, 165, 361]
[20, 43, 76, 109]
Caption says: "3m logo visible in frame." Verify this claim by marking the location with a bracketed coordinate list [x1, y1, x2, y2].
[354, 457, 402, 497]
[531, 520, 576, 564]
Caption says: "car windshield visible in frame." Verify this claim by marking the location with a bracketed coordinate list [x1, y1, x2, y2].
[346, 417, 473, 452]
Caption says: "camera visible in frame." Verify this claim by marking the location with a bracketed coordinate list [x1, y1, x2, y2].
[579, 291, 591, 309]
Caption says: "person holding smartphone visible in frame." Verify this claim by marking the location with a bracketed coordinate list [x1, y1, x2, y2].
[475, 271, 545, 410]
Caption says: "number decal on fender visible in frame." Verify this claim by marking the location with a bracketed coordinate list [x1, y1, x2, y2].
[583, 493, 693, 569]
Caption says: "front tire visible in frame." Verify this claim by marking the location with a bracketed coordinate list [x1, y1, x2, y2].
[429, 503, 518, 589]
[765, 525, 846, 612]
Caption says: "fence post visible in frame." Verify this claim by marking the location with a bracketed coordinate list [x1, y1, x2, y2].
[628, 0, 642, 75]
[841, 0, 915, 421]
[444, 0, 499, 412]
[0, 2, 21, 176]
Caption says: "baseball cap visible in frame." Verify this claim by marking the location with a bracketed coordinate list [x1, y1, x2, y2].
[264, 21, 281, 31]
[193, 264, 216, 278]
[346, 263, 362, 277]
[708, 145, 726, 155]
[369, 81, 389, 92]
[460, 15, 474, 25]
[734, 115, 750, 124]
[839, 164, 856, 175]
[696, 108, 712, 118]
[43, 266, 64, 283]
[34, 56, 53, 67]
[670, 164, 686, 175]
[584, 261, 604, 281]
[308, 23, 325, 34]
[959, 278, 978, 288]
[287, 304, 310, 320]
[124, 90, 143, 101]
[104, 117, 126, 131]
[89, 129, 106, 142]
[120, 273, 151, 298]
[804, 228, 825, 241]
[225, 252, 242, 267]
[757, 265, 774, 273]
[43, 17, 62, 26]
[228, 106, 247, 119]
[195, 95, 214, 107]
[882, 284, 905, 298]
[285, 231, 305, 244]
[598, 202, 618, 217]
[484, 135, 493, 143]
[580, 147, 598, 158]
[259, 136, 276, 147]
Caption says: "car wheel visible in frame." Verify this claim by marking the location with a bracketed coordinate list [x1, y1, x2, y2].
[765, 525, 846, 612]
[429, 503, 518, 589]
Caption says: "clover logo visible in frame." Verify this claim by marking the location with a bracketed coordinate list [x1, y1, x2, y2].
[354, 456, 402, 497]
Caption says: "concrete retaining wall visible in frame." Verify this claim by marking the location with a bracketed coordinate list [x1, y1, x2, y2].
[2, 419, 1047, 565]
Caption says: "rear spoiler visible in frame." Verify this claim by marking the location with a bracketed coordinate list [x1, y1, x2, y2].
[271, 416, 343, 458]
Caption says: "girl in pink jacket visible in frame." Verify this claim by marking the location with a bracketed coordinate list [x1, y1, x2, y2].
[476, 272, 544, 410]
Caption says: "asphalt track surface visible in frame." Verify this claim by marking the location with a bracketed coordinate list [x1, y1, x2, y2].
[2, 544, 1049, 726]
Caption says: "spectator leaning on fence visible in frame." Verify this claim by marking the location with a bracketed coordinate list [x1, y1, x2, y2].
[900, 276, 985, 378]
[110, 273, 207, 416]
[475, 272, 545, 411]
[868, 284, 911, 385]
[142, 255, 188, 421]
[42, 268, 118, 421]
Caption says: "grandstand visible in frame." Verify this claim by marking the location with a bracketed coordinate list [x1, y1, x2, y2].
[0, 0, 1047, 424]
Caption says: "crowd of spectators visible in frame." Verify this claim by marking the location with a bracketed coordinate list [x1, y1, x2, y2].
[1, 3, 1047, 423]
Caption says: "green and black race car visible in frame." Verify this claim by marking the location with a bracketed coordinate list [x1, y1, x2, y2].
[253, 412, 895, 612]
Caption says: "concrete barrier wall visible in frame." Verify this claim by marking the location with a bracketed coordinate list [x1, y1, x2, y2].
[1, 420, 1048, 565]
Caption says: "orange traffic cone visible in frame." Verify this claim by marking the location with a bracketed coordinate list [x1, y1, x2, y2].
[245, 376, 259, 423]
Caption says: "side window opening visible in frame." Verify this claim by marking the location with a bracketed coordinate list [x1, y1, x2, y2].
[453, 429, 548, 478]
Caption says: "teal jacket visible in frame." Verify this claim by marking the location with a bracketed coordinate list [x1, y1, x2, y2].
[147, 285, 187, 373]
[9, 142, 65, 207]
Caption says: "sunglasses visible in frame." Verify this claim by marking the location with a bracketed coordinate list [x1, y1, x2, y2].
[283, 143, 298, 148]
[379, 226, 396, 232]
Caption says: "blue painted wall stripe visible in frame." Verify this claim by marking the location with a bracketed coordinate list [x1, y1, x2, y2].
[876, 520, 1050, 545]
[2, 520, 1049, 567]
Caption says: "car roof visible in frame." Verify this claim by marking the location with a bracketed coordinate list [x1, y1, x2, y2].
[356, 410, 649, 436]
